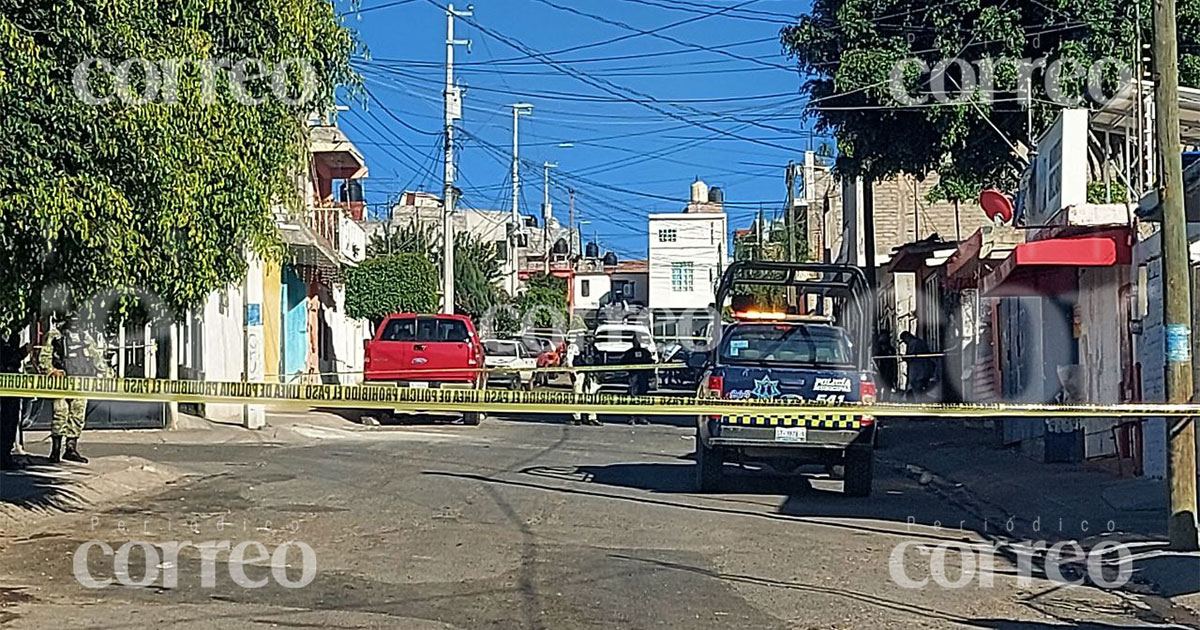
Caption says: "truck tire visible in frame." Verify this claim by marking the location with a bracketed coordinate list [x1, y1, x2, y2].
[463, 411, 484, 426]
[695, 428, 723, 492]
[843, 448, 874, 497]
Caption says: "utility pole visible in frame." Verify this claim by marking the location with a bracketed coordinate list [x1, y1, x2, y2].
[442, 3, 471, 314]
[542, 161, 557, 274]
[568, 188, 576, 258]
[785, 161, 797, 262]
[509, 103, 532, 295]
[1154, 0, 1200, 551]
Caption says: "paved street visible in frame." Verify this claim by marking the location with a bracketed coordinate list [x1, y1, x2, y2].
[1, 413, 1194, 629]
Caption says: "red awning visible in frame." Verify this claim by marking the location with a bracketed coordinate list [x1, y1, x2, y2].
[981, 231, 1131, 297]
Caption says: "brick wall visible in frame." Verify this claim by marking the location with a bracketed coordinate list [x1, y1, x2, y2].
[805, 170, 993, 262]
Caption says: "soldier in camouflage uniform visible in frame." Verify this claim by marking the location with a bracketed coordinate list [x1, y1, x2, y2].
[39, 316, 110, 464]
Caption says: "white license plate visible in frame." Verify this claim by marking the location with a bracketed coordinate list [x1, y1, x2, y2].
[406, 382, 429, 389]
[775, 427, 808, 443]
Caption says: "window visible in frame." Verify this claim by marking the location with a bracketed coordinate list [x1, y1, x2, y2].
[658, 228, 678, 243]
[484, 340, 519, 356]
[614, 279, 634, 300]
[719, 324, 853, 367]
[671, 261, 694, 292]
[381, 317, 416, 341]
[415, 317, 470, 343]
[581, 279, 591, 298]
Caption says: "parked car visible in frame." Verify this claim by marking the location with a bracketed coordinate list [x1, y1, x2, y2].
[520, 336, 559, 386]
[483, 339, 537, 390]
[592, 322, 658, 386]
[363, 313, 486, 424]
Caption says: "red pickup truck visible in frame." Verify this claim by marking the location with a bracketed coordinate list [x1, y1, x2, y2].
[363, 313, 486, 424]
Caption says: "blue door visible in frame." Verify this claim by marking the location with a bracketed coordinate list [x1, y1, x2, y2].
[282, 266, 308, 381]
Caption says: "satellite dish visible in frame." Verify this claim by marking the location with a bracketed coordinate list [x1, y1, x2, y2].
[979, 189, 1014, 225]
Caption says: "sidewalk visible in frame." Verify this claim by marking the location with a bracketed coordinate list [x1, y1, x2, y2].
[883, 418, 1168, 541]
[882, 417, 1199, 617]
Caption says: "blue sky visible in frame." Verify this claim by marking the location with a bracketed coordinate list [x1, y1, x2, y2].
[335, 0, 822, 259]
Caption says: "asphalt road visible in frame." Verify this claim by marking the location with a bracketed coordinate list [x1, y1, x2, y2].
[0, 412, 1183, 629]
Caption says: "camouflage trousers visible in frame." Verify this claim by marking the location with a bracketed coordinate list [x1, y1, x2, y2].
[51, 398, 86, 438]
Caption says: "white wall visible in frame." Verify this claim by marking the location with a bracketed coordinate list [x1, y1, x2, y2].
[199, 285, 246, 424]
[574, 273, 612, 311]
[329, 285, 369, 386]
[648, 214, 727, 310]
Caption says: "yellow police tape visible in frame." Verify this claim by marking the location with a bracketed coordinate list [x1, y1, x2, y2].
[0, 373, 1196, 419]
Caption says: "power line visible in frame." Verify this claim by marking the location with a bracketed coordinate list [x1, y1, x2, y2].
[528, 0, 794, 72]
[340, 0, 420, 16]
[367, 35, 778, 68]
[420, 1, 807, 153]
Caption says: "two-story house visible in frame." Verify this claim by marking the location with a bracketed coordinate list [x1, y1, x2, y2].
[648, 179, 728, 342]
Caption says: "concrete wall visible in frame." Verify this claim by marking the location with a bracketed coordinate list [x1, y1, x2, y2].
[574, 272, 612, 311]
[1078, 266, 1126, 457]
[612, 271, 649, 305]
[648, 214, 727, 310]
[199, 286, 246, 424]
[1133, 229, 1200, 479]
[263, 261, 282, 382]
[329, 284, 368, 385]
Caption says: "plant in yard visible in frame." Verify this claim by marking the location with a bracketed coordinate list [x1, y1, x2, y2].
[345, 253, 439, 326]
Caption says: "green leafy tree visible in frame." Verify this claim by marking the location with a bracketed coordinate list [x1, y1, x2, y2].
[365, 219, 508, 319]
[345, 253, 438, 325]
[0, 0, 357, 463]
[517, 273, 568, 330]
[781, 0, 1200, 194]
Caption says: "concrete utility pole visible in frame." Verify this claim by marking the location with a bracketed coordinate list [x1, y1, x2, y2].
[542, 161, 557, 274]
[568, 188, 576, 258]
[785, 161, 797, 262]
[509, 103, 532, 295]
[1154, 0, 1200, 551]
[442, 3, 471, 314]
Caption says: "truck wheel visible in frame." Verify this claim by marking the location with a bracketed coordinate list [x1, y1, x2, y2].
[463, 411, 484, 426]
[695, 429, 723, 492]
[843, 448, 874, 497]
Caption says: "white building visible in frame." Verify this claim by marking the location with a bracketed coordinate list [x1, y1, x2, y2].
[648, 180, 728, 339]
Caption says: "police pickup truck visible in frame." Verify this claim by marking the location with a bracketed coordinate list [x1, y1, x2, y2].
[688, 262, 877, 496]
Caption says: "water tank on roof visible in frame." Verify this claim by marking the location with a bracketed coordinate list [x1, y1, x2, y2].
[708, 186, 724, 204]
[585, 241, 600, 258]
[552, 238, 569, 255]
[602, 251, 619, 267]
[340, 180, 364, 203]
[690, 179, 709, 203]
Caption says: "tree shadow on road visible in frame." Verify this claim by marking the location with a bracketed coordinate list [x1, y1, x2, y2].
[0, 459, 87, 514]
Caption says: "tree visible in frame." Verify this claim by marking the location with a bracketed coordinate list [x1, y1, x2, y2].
[0, 1, 358, 465]
[516, 273, 568, 330]
[453, 233, 506, 320]
[780, 0, 1200, 194]
[365, 219, 507, 320]
[345, 253, 439, 325]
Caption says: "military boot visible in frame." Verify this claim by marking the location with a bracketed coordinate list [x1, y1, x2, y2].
[63, 438, 88, 464]
[48, 436, 62, 463]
